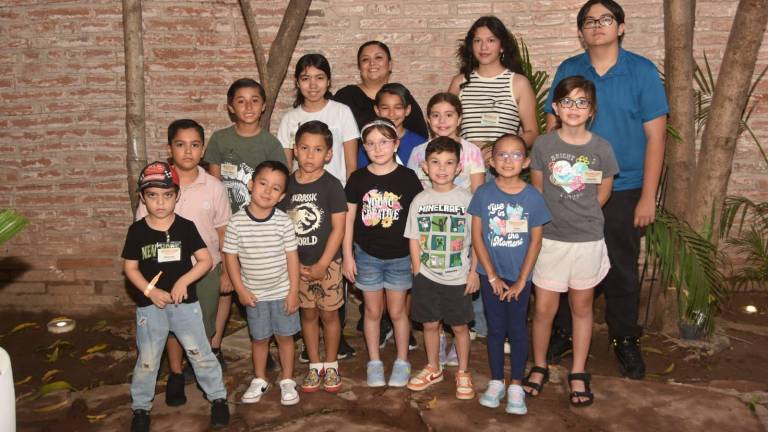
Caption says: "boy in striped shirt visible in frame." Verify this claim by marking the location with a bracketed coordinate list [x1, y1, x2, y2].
[223, 160, 302, 406]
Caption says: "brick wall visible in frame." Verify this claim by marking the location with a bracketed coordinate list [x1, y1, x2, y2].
[0, 0, 766, 312]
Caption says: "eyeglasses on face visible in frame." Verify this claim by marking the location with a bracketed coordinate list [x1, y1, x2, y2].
[582, 15, 615, 29]
[558, 97, 592, 109]
[363, 138, 395, 149]
[493, 151, 525, 161]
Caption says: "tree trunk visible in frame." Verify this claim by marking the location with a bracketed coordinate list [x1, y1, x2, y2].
[123, 0, 147, 214]
[238, 0, 312, 128]
[662, 0, 696, 219]
[685, 0, 768, 241]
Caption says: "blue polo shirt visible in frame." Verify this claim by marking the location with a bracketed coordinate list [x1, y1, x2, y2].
[545, 49, 668, 191]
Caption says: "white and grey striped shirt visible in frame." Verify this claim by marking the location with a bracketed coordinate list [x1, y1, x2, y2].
[459, 69, 521, 144]
[223, 207, 297, 301]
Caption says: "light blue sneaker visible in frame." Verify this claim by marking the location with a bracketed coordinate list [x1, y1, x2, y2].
[367, 360, 386, 387]
[388, 359, 411, 387]
[479, 379, 506, 408]
[505, 384, 527, 415]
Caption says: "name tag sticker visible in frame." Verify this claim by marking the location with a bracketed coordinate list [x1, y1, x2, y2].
[157, 247, 181, 263]
[507, 219, 528, 233]
[583, 170, 603, 184]
[481, 113, 500, 126]
[221, 163, 237, 178]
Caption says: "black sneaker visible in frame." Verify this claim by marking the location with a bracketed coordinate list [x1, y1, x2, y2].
[165, 372, 187, 407]
[298, 348, 310, 364]
[182, 361, 195, 384]
[378, 328, 394, 349]
[210, 398, 230, 428]
[131, 409, 150, 432]
[547, 326, 573, 365]
[212, 348, 226, 372]
[337, 336, 356, 360]
[611, 336, 646, 380]
[408, 332, 418, 351]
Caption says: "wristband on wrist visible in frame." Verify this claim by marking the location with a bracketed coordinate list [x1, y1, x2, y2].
[143, 283, 155, 297]
[488, 276, 498, 283]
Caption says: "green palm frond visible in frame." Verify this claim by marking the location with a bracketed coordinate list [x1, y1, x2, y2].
[646, 207, 728, 334]
[0, 209, 28, 245]
[726, 226, 768, 291]
[515, 37, 550, 134]
[720, 195, 768, 238]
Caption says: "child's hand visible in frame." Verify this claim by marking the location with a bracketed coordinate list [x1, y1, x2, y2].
[342, 257, 357, 283]
[219, 271, 234, 294]
[465, 271, 480, 295]
[149, 289, 172, 309]
[284, 292, 299, 314]
[170, 283, 188, 304]
[301, 262, 328, 282]
[489, 275, 509, 296]
[500, 280, 525, 302]
[237, 290, 258, 308]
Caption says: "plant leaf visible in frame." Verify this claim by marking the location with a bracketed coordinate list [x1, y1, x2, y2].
[8, 322, 38, 335]
[85, 344, 108, 354]
[41, 369, 61, 383]
[15, 375, 32, 386]
[46, 346, 60, 363]
[87, 414, 108, 423]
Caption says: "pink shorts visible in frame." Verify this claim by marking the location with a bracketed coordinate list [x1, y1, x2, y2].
[532, 238, 610, 292]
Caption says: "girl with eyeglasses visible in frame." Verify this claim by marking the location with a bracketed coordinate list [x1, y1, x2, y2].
[525, 75, 619, 408]
[342, 118, 423, 388]
[468, 134, 550, 415]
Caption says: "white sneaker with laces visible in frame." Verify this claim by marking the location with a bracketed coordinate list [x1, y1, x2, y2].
[279, 378, 300, 406]
[242, 377, 270, 403]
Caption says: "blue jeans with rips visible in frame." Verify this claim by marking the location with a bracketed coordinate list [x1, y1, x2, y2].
[130, 301, 226, 411]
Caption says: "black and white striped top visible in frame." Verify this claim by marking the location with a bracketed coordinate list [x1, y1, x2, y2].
[459, 69, 521, 143]
[223, 207, 298, 301]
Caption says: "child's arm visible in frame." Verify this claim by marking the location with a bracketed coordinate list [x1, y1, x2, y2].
[501, 225, 543, 302]
[343, 139, 358, 181]
[408, 239, 421, 276]
[170, 247, 212, 304]
[530, 169, 544, 193]
[469, 173, 484, 193]
[209, 164, 221, 179]
[124, 259, 172, 308]
[302, 211, 346, 281]
[513, 74, 540, 147]
[284, 249, 300, 314]
[465, 246, 480, 295]
[448, 74, 462, 95]
[597, 176, 614, 207]
[224, 252, 257, 307]
[636, 116, 666, 227]
[341, 203, 358, 282]
[216, 226, 233, 293]
[471, 215, 509, 296]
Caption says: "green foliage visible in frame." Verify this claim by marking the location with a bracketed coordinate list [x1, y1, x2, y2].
[0, 209, 28, 245]
[646, 208, 728, 335]
[720, 196, 768, 290]
[515, 37, 550, 134]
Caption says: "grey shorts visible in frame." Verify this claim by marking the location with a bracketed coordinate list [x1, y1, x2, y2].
[245, 298, 300, 341]
[410, 273, 474, 326]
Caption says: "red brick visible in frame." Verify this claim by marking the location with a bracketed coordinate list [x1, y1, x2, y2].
[0, 282, 46, 294]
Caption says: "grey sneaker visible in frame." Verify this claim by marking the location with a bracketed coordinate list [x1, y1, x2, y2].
[367, 360, 386, 387]
[388, 359, 411, 387]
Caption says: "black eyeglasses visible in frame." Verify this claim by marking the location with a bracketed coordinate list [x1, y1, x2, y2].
[558, 98, 592, 109]
[582, 15, 615, 29]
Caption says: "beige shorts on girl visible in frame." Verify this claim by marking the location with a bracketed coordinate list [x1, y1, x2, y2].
[532, 238, 610, 292]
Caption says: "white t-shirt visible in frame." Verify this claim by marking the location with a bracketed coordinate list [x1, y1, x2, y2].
[277, 100, 360, 185]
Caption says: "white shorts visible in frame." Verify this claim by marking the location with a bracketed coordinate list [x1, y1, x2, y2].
[532, 238, 610, 292]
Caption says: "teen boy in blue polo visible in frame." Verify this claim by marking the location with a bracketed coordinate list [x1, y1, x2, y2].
[541, 0, 668, 380]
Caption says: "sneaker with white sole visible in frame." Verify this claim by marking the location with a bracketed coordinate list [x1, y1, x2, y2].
[323, 367, 342, 393]
[407, 364, 443, 391]
[505, 384, 527, 415]
[367, 360, 386, 387]
[301, 368, 322, 393]
[455, 371, 475, 400]
[479, 379, 506, 408]
[279, 378, 300, 406]
[241, 377, 270, 403]
[388, 359, 411, 387]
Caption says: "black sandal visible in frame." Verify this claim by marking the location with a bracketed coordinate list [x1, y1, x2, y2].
[568, 372, 594, 407]
[522, 366, 549, 397]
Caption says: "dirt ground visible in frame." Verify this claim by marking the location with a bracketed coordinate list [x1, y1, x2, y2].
[3, 292, 768, 431]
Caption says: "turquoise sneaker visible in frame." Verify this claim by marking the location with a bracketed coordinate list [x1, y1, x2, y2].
[367, 360, 386, 387]
[479, 379, 506, 408]
[388, 359, 411, 387]
[505, 384, 527, 415]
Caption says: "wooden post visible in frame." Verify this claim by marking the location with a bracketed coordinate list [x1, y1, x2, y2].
[238, 0, 312, 128]
[122, 0, 147, 213]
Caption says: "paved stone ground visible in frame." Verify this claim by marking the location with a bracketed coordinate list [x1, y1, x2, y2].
[83, 324, 765, 432]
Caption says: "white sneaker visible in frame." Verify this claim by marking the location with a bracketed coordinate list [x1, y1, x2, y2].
[279, 378, 300, 406]
[242, 377, 269, 403]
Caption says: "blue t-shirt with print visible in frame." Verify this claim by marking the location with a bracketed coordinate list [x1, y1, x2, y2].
[467, 182, 551, 282]
[357, 129, 426, 168]
[545, 49, 668, 191]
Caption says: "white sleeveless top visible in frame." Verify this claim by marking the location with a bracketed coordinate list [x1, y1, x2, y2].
[459, 69, 521, 144]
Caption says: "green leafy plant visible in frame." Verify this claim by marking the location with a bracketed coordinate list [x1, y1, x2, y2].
[515, 37, 550, 134]
[0, 209, 28, 245]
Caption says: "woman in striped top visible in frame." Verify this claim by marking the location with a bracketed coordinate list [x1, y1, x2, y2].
[448, 16, 539, 148]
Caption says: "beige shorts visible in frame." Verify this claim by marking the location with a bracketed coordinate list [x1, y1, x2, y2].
[532, 238, 610, 292]
[298, 258, 344, 311]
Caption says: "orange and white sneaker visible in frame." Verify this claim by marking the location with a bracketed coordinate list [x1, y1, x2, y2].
[407, 364, 443, 391]
[455, 371, 475, 400]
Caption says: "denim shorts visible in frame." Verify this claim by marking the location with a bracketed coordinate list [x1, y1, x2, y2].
[246, 298, 301, 340]
[353, 244, 412, 292]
